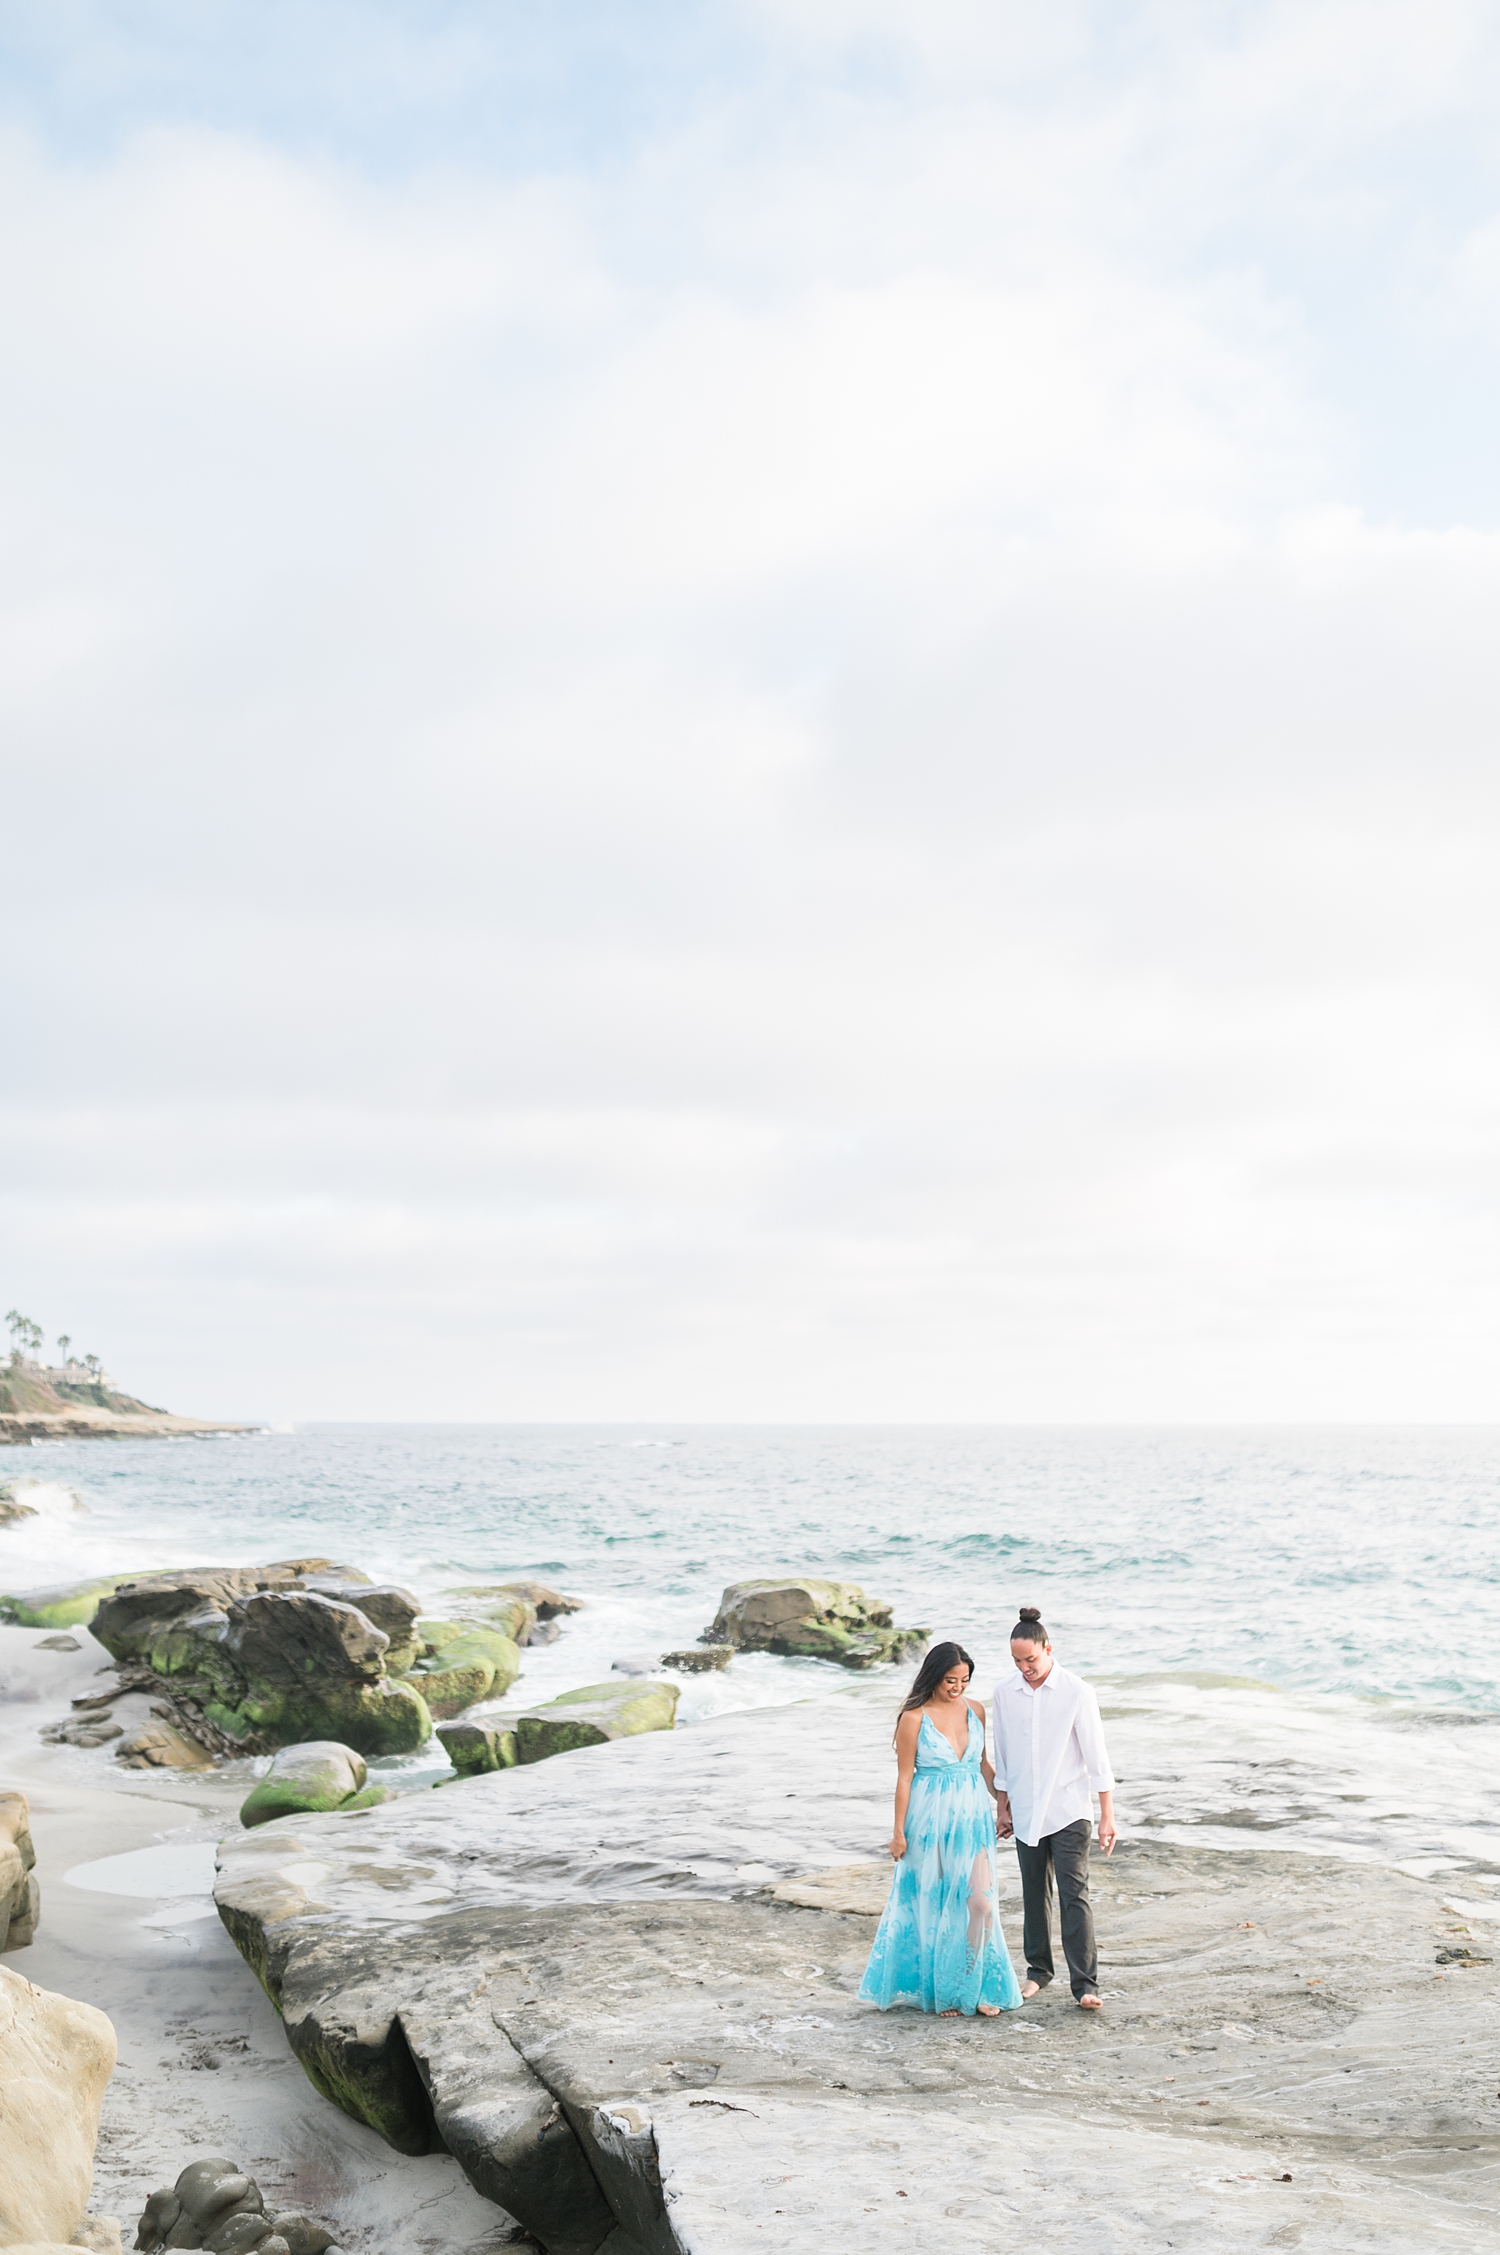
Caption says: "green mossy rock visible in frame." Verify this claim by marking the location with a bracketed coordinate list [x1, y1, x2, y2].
[436, 1719, 520, 1775]
[0, 1570, 152, 1629]
[240, 1740, 369, 1828]
[443, 1592, 536, 1644]
[515, 1678, 678, 1764]
[86, 1562, 432, 1756]
[706, 1578, 927, 1669]
[210, 1678, 431, 1758]
[338, 1784, 391, 1813]
[397, 1621, 522, 1720]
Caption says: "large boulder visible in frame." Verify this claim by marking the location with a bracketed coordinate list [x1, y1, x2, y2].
[239, 1742, 388, 1829]
[90, 1561, 365, 1660]
[395, 1621, 521, 1719]
[1, 1790, 39, 1950]
[705, 1577, 927, 1668]
[514, 1679, 677, 1764]
[88, 1564, 431, 1759]
[0, 1963, 116, 2250]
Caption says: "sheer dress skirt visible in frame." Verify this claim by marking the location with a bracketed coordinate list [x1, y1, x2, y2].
[859, 1729, 1023, 2017]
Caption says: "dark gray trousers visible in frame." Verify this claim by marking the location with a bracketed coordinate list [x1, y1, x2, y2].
[1014, 1817, 1097, 1998]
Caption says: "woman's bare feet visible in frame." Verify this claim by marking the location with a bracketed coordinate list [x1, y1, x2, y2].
[940, 2007, 960, 2017]
[976, 2003, 1001, 2016]
[1078, 1993, 1102, 2011]
[1019, 1980, 1040, 1999]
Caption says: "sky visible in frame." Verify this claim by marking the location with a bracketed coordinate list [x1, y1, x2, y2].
[5, 0, 1500, 1422]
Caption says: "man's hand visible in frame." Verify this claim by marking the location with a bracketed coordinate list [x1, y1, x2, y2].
[994, 1792, 1013, 1841]
[1097, 1793, 1118, 1856]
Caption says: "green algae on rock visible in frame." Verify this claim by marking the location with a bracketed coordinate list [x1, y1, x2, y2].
[514, 1677, 678, 1762]
[705, 1578, 927, 1668]
[0, 1569, 155, 1629]
[436, 1719, 520, 1775]
[87, 1562, 433, 1758]
[240, 1740, 390, 1829]
[395, 1620, 522, 1719]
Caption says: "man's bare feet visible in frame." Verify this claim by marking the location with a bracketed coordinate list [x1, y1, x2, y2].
[1078, 1993, 1102, 2011]
[1020, 1980, 1040, 1999]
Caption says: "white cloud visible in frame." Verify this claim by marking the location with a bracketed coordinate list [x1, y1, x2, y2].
[4, 6, 1500, 1418]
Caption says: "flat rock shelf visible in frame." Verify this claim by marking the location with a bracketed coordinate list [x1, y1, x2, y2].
[215, 1697, 1500, 2254]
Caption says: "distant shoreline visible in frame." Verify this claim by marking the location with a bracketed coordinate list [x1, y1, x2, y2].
[0, 1410, 256, 1444]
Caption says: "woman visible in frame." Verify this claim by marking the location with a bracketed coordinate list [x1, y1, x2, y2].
[859, 1640, 1023, 2018]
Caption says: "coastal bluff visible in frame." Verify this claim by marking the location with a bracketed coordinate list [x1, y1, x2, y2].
[215, 1693, 1498, 2254]
[0, 1360, 248, 1445]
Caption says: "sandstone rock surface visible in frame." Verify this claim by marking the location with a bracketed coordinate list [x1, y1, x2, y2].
[214, 1695, 1500, 2255]
[1, 1787, 39, 1949]
[706, 1579, 926, 1668]
[87, 1563, 431, 1757]
[0, 1962, 117, 2249]
[114, 1722, 214, 1771]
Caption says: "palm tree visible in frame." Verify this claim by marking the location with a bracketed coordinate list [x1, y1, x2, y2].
[56, 1333, 72, 1367]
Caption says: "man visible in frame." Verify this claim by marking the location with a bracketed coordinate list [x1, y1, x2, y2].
[992, 1605, 1117, 2011]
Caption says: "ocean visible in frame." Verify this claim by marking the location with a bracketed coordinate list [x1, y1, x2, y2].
[5, 1423, 1499, 1882]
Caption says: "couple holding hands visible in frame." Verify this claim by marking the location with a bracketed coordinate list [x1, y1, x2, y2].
[859, 1607, 1118, 2019]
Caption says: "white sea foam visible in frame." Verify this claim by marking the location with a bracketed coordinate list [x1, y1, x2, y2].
[0, 1476, 87, 1517]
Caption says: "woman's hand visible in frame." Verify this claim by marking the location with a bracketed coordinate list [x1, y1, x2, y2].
[994, 1791, 1014, 1841]
[887, 1832, 906, 1861]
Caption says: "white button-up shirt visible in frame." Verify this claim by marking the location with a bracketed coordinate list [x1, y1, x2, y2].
[991, 1661, 1115, 1847]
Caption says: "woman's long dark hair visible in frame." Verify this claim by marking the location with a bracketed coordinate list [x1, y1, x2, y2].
[897, 1639, 975, 1729]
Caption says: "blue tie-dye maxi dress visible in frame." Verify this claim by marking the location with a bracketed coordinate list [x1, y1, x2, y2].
[858, 1707, 1023, 2017]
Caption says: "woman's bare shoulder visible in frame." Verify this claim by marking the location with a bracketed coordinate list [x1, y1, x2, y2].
[967, 1697, 986, 1720]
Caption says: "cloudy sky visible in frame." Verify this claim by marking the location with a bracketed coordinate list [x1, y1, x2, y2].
[5, 0, 1500, 1422]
